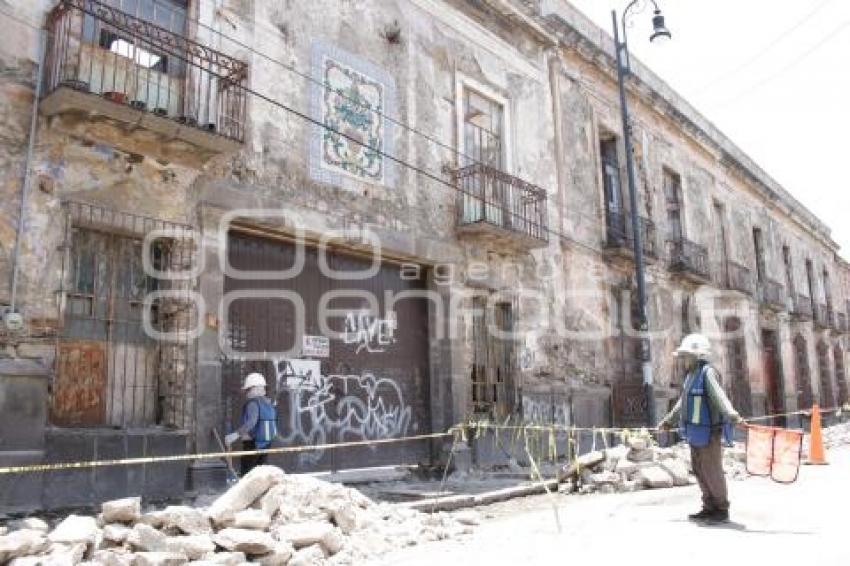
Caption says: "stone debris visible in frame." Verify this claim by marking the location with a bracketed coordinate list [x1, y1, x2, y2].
[0, 465, 471, 565]
[558, 433, 752, 494]
[102, 498, 142, 524]
[48, 516, 100, 546]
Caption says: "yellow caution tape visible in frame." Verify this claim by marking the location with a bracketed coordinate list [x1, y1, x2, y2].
[0, 431, 455, 475]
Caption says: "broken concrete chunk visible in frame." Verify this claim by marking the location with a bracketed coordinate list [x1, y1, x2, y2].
[207, 466, 286, 526]
[159, 506, 212, 536]
[165, 535, 215, 560]
[0, 529, 50, 563]
[659, 459, 691, 486]
[254, 541, 295, 566]
[44, 541, 88, 566]
[15, 518, 49, 533]
[287, 544, 326, 566]
[132, 551, 188, 566]
[589, 471, 621, 486]
[231, 509, 271, 530]
[329, 503, 358, 535]
[636, 465, 675, 488]
[48, 515, 99, 545]
[127, 524, 168, 552]
[557, 450, 606, 481]
[93, 549, 135, 566]
[137, 512, 166, 529]
[103, 524, 133, 544]
[198, 551, 246, 565]
[213, 528, 276, 555]
[614, 458, 638, 478]
[274, 521, 334, 549]
[102, 497, 142, 524]
[319, 526, 344, 556]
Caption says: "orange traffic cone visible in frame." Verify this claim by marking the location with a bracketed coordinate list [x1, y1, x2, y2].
[806, 404, 828, 465]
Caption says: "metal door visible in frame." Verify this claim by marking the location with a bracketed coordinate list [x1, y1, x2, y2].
[222, 232, 431, 472]
[793, 335, 813, 410]
[724, 317, 752, 417]
[761, 329, 785, 424]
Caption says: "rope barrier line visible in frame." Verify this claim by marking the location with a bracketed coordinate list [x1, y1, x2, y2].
[0, 431, 455, 475]
[1, 405, 844, 476]
[522, 428, 562, 533]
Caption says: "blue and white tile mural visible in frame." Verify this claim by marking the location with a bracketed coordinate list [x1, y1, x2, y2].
[309, 41, 396, 188]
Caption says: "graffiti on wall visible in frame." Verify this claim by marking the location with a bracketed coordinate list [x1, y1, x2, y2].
[342, 310, 397, 354]
[273, 358, 412, 464]
[522, 393, 570, 427]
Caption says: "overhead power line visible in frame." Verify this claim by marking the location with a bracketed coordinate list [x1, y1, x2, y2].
[0, 6, 612, 257]
[696, 0, 834, 95]
[711, 20, 850, 108]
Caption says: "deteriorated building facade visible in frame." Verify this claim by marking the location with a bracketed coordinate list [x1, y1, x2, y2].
[0, 0, 848, 510]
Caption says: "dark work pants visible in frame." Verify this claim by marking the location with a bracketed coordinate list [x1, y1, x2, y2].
[240, 439, 268, 476]
[690, 431, 729, 512]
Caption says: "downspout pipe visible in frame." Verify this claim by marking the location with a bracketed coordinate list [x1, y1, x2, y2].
[9, 29, 46, 315]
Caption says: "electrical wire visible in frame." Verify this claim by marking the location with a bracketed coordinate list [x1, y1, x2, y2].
[710, 20, 850, 108]
[695, 0, 834, 95]
[0, 5, 614, 258]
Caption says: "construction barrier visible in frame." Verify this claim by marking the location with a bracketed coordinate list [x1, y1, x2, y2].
[745, 424, 805, 484]
[0, 406, 842, 477]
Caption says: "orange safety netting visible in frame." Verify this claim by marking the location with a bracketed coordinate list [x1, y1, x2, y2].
[745, 425, 804, 484]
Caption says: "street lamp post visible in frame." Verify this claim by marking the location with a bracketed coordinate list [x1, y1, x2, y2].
[611, 1, 671, 428]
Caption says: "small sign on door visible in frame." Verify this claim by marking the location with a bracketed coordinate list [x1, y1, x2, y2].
[302, 335, 330, 358]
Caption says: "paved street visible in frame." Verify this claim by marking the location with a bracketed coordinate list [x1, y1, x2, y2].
[376, 446, 850, 566]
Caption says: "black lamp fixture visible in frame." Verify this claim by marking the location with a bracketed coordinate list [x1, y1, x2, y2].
[649, 9, 672, 43]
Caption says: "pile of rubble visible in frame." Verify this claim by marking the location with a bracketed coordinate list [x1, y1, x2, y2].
[821, 420, 850, 449]
[0, 466, 473, 566]
[557, 436, 749, 494]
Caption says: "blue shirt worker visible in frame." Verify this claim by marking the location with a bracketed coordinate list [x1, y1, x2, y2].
[659, 333, 743, 524]
[225, 372, 278, 476]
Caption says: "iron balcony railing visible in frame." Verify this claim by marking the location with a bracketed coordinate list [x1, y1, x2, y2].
[44, 0, 248, 142]
[604, 210, 658, 259]
[815, 303, 830, 329]
[453, 162, 548, 242]
[723, 261, 753, 295]
[758, 278, 786, 310]
[666, 236, 709, 280]
[837, 312, 849, 333]
[791, 294, 814, 320]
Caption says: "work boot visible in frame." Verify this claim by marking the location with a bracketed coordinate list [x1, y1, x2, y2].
[703, 509, 730, 524]
[688, 509, 714, 521]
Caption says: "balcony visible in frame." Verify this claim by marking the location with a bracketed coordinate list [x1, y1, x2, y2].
[758, 278, 786, 311]
[717, 260, 753, 295]
[791, 294, 813, 320]
[666, 236, 710, 282]
[814, 303, 830, 329]
[452, 162, 548, 248]
[603, 210, 658, 260]
[837, 312, 849, 334]
[41, 0, 248, 166]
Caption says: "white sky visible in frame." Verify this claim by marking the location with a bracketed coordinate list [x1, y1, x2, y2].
[566, 0, 850, 258]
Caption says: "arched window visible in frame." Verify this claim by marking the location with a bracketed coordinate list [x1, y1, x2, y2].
[817, 341, 836, 408]
[793, 335, 813, 410]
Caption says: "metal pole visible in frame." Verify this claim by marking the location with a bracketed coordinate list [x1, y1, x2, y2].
[612, 10, 655, 428]
[10, 29, 47, 314]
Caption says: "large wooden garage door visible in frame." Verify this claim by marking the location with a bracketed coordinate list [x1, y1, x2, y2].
[222, 231, 431, 472]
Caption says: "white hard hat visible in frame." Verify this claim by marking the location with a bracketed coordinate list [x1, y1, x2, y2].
[674, 333, 712, 359]
[242, 372, 267, 390]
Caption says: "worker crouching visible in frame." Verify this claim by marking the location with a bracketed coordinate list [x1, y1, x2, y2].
[659, 333, 743, 524]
